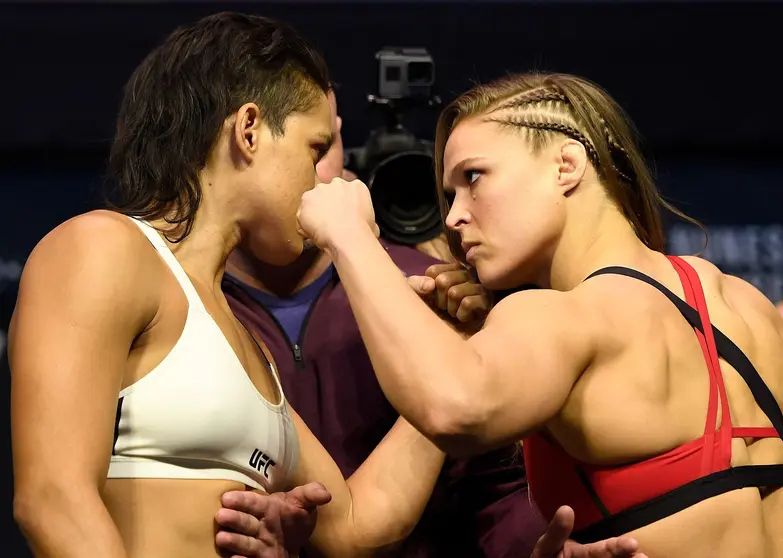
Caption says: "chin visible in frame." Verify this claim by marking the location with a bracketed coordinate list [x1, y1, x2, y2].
[474, 261, 507, 291]
[247, 236, 305, 267]
[475, 259, 531, 292]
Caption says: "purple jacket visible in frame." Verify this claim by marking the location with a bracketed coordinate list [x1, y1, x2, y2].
[223, 242, 546, 557]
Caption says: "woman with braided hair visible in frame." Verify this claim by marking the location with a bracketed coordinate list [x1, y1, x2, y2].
[296, 72, 783, 557]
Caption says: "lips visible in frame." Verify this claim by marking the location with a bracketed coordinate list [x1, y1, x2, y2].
[461, 242, 479, 262]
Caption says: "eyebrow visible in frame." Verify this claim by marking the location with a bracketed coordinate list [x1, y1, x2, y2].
[444, 156, 487, 190]
[314, 132, 333, 148]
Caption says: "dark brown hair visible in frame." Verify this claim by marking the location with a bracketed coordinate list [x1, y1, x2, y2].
[434, 73, 702, 262]
[104, 12, 331, 241]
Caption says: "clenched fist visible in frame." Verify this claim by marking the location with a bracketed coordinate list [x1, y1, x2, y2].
[296, 177, 380, 252]
[407, 262, 492, 336]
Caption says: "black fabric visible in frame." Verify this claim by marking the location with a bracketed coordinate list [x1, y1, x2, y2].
[567, 266, 783, 542]
[572, 464, 783, 543]
[112, 397, 124, 455]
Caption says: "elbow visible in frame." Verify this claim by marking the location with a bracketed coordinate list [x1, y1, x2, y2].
[420, 393, 492, 458]
[14, 481, 97, 538]
[14, 489, 49, 539]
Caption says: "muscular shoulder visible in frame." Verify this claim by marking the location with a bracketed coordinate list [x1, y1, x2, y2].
[28, 210, 145, 260]
[18, 210, 160, 330]
[485, 286, 602, 350]
[679, 255, 780, 321]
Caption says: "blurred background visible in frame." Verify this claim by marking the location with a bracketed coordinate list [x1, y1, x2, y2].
[1, 1, 781, 555]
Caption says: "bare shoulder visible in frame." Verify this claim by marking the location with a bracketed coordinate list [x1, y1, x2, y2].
[25, 210, 152, 279]
[680, 255, 780, 319]
[678, 255, 726, 290]
[488, 286, 592, 320]
[28, 209, 144, 259]
[484, 286, 601, 345]
[16, 210, 160, 331]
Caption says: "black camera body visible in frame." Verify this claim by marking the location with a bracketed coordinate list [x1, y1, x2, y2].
[345, 47, 443, 246]
[375, 47, 435, 100]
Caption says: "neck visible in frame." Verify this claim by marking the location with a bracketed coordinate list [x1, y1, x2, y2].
[226, 247, 333, 297]
[150, 178, 241, 293]
[548, 194, 655, 291]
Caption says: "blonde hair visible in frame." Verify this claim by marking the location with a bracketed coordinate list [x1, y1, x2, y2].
[434, 72, 701, 263]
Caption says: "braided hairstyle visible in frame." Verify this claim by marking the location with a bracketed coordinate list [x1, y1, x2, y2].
[434, 73, 701, 263]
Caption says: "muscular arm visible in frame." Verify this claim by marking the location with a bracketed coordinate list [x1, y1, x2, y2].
[290, 408, 445, 557]
[327, 225, 596, 456]
[10, 212, 156, 557]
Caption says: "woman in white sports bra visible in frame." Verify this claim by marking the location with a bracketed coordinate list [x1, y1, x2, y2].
[8, 13, 447, 558]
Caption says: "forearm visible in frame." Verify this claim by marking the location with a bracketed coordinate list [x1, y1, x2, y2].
[15, 489, 127, 558]
[328, 226, 484, 438]
[344, 418, 445, 554]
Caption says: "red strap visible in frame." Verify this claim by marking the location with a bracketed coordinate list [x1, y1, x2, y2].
[669, 256, 733, 470]
[667, 256, 719, 472]
[732, 427, 780, 439]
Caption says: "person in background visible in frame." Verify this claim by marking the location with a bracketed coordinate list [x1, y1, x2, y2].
[215, 89, 646, 558]
[220, 88, 544, 557]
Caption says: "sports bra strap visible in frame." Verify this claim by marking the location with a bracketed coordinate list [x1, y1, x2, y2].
[127, 217, 207, 314]
[669, 255, 732, 470]
[584, 265, 783, 440]
[572, 463, 783, 543]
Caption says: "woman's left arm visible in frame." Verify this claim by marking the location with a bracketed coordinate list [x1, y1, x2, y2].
[328, 223, 597, 456]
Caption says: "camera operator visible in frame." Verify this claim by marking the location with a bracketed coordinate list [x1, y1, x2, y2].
[220, 88, 547, 557]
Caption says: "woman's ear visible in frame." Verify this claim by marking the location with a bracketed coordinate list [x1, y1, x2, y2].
[233, 103, 264, 164]
[556, 139, 588, 195]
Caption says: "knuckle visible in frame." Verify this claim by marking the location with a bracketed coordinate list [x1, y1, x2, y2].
[242, 514, 257, 534]
[447, 286, 461, 299]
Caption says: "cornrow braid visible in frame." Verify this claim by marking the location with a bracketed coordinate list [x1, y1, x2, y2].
[494, 87, 569, 112]
[488, 116, 601, 169]
[493, 88, 633, 183]
[598, 116, 635, 184]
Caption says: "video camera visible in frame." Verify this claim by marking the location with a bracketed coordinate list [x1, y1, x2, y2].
[345, 47, 443, 246]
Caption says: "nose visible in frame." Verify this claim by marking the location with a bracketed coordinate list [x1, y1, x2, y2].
[445, 192, 471, 231]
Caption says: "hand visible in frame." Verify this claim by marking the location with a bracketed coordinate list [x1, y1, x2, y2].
[407, 262, 491, 330]
[296, 177, 379, 251]
[214, 482, 332, 558]
[531, 506, 648, 558]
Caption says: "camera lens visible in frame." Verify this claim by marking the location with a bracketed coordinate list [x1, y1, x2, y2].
[407, 61, 433, 85]
[369, 151, 443, 245]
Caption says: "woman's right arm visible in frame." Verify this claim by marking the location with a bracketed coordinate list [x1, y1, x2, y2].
[10, 212, 157, 558]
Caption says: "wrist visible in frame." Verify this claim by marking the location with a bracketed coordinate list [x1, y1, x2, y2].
[322, 221, 376, 260]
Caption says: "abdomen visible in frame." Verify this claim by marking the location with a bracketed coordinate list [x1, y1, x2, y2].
[103, 478, 261, 558]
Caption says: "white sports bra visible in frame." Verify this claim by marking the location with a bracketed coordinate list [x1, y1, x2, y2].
[107, 217, 299, 492]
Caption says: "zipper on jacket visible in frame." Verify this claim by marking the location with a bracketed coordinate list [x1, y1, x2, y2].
[228, 271, 335, 368]
[292, 344, 303, 362]
[290, 276, 333, 368]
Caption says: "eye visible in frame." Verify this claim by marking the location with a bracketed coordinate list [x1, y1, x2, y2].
[464, 169, 482, 185]
[312, 143, 331, 162]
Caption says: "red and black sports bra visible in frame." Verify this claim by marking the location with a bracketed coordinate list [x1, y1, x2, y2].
[523, 256, 783, 543]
